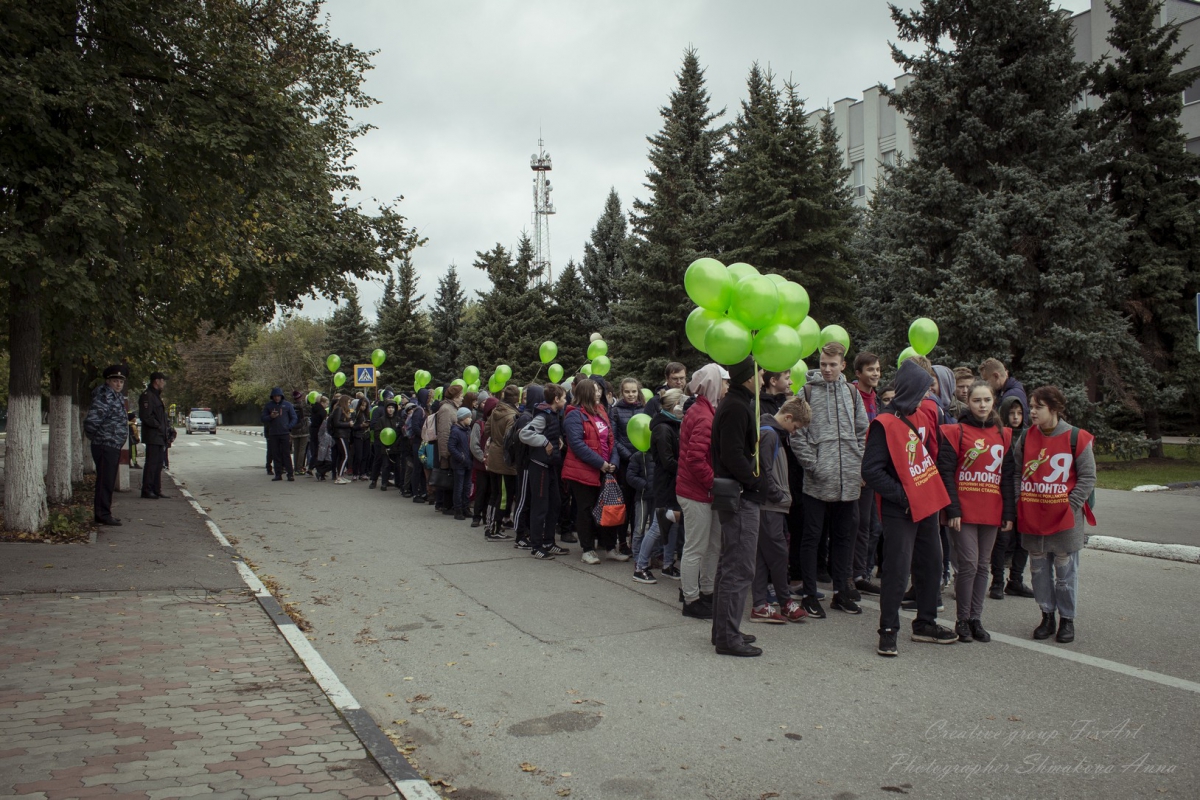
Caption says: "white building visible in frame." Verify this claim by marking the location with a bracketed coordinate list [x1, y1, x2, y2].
[818, 0, 1200, 207]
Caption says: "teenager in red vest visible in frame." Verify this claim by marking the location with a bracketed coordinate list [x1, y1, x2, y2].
[861, 360, 956, 657]
[937, 380, 1016, 644]
[562, 378, 621, 564]
[1013, 386, 1096, 645]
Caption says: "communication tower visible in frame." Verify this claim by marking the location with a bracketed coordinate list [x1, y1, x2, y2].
[530, 137, 555, 284]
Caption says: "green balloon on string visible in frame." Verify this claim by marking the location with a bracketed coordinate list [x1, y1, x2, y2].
[626, 413, 652, 452]
[726, 262, 759, 284]
[587, 340, 608, 360]
[820, 324, 851, 353]
[539, 341, 558, 364]
[307, 391, 319, 405]
[797, 316, 821, 358]
[496, 364, 512, 383]
[591, 355, 611, 377]
[548, 364, 564, 383]
[684, 257, 733, 312]
[908, 318, 939, 356]
[463, 365, 480, 385]
[729, 275, 780, 331]
[686, 307, 722, 352]
[433, 387, 443, 400]
[333, 371, 346, 387]
[326, 354, 341, 374]
[451, 378, 466, 389]
[790, 359, 808, 392]
[751, 323, 803, 372]
[641, 388, 653, 403]
[704, 318, 753, 365]
[370, 349, 386, 368]
[580, 364, 593, 376]
[898, 346, 919, 367]
[379, 428, 397, 446]
[773, 282, 810, 327]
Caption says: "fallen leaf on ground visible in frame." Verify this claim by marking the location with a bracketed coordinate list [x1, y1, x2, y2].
[519, 762, 539, 773]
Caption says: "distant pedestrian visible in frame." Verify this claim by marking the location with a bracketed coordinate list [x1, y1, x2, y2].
[291, 390, 310, 475]
[138, 372, 169, 499]
[261, 387, 298, 482]
[84, 366, 128, 526]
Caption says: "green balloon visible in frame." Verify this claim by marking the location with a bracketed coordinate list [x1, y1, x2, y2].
[908, 317, 939, 356]
[773, 282, 810, 327]
[539, 341, 558, 364]
[433, 387, 443, 400]
[326, 354, 341, 374]
[451, 378, 467, 389]
[580, 363, 593, 376]
[790, 359, 808, 391]
[333, 371, 346, 387]
[686, 307, 722, 352]
[488, 374, 503, 393]
[797, 316, 822, 358]
[730, 275, 780, 331]
[463, 365, 480, 384]
[587, 340, 608, 360]
[591, 355, 611, 377]
[704, 317, 753, 365]
[371, 349, 386, 368]
[726, 262, 759, 284]
[307, 391, 319, 405]
[766, 273, 788, 285]
[641, 388, 654, 403]
[752, 323, 804, 372]
[548, 363, 564, 383]
[684, 257, 733, 312]
[627, 413, 653, 453]
[496, 364, 512, 383]
[379, 427, 397, 446]
[820, 324, 851, 354]
[898, 346, 919, 367]
[422, 370, 432, 387]
[468, 382, 480, 393]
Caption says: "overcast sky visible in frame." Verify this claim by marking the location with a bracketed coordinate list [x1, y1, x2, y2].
[298, 0, 1093, 322]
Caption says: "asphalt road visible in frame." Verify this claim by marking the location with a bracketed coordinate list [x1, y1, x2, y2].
[144, 433, 1200, 798]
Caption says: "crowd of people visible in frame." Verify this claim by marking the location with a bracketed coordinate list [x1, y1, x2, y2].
[256, 346, 1097, 659]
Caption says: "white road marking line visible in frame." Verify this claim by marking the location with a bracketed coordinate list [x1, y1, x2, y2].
[276, 625, 361, 710]
[856, 598, 1200, 695]
[234, 440, 251, 447]
[187, 442, 200, 447]
[210, 440, 225, 446]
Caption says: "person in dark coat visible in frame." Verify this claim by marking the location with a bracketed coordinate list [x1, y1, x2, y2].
[138, 372, 169, 498]
[261, 387, 299, 481]
[84, 366, 129, 525]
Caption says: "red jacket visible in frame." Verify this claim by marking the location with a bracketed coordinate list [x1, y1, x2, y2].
[561, 405, 612, 488]
[676, 395, 716, 503]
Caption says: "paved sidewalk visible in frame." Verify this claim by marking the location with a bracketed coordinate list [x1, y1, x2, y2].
[0, 474, 403, 800]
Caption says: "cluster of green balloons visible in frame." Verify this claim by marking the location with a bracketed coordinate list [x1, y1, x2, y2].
[487, 364, 513, 393]
[626, 413, 652, 452]
[413, 369, 432, 391]
[683, 258, 842, 371]
[584, 340, 612, 377]
[897, 318, 939, 367]
[371, 349, 386, 368]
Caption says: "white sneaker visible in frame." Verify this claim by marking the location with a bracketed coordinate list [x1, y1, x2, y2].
[334, 478, 349, 485]
[607, 549, 631, 562]
[581, 550, 600, 565]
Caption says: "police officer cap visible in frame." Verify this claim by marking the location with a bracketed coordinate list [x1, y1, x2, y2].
[103, 365, 126, 380]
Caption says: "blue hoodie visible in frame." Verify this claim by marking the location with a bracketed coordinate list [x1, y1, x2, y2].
[261, 387, 298, 435]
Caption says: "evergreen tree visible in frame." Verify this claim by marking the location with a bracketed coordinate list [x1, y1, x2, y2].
[430, 264, 467, 380]
[459, 234, 549, 383]
[325, 286, 370, 380]
[856, 0, 1137, 434]
[580, 189, 628, 326]
[548, 259, 593, 371]
[614, 47, 726, 381]
[716, 67, 859, 330]
[1086, 0, 1200, 448]
[373, 256, 433, 393]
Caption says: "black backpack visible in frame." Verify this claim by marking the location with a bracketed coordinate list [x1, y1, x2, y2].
[503, 411, 534, 468]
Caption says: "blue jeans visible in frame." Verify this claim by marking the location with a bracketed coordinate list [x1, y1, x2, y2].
[453, 467, 470, 511]
[636, 509, 679, 570]
[1029, 550, 1079, 619]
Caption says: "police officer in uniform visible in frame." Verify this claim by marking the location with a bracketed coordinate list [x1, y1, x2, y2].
[139, 371, 169, 498]
[84, 366, 129, 525]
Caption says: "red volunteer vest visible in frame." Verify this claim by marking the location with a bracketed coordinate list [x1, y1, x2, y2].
[940, 423, 1011, 526]
[876, 413, 950, 521]
[1017, 426, 1095, 536]
[914, 398, 941, 459]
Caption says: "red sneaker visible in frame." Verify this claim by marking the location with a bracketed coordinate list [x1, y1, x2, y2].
[750, 604, 787, 624]
[781, 600, 809, 623]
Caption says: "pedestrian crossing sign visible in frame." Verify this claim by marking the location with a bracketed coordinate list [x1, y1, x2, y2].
[354, 365, 376, 387]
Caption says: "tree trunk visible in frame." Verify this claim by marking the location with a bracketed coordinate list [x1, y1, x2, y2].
[46, 361, 74, 504]
[1144, 405, 1164, 459]
[72, 396, 85, 482]
[5, 280, 47, 532]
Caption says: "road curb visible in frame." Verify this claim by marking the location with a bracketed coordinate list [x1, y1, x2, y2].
[1087, 535, 1200, 564]
[1165, 479, 1200, 490]
[175, 482, 440, 800]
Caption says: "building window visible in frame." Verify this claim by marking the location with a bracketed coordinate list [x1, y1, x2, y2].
[852, 160, 865, 197]
[1185, 77, 1200, 105]
[1187, 137, 1200, 155]
[881, 150, 896, 166]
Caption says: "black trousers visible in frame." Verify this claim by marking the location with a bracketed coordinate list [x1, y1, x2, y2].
[91, 444, 120, 521]
[799, 495, 857, 597]
[878, 510, 943, 632]
[992, 526, 1029, 582]
[142, 444, 165, 495]
[472, 468, 491, 521]
[526, 461, 561, 550]
[568, 480, 617, 553]
[379, 452, 399, 487]
[370, 442, 386, 480]
[267, 434, 292, 477]
[486, 472, 517, 530]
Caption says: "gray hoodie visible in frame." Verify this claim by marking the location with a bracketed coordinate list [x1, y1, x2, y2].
[790, 370, 868, 502]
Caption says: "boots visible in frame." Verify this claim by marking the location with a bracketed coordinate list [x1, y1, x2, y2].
[1056, 617, 1074, 644]
[1033, 611, 1057, 640]
[988, 576, 1005, 600]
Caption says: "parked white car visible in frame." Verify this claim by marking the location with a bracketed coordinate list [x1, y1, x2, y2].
[186, 408, 217, 435]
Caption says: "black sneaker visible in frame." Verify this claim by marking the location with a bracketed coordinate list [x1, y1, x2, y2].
[681, 599, 713, 619]
[619, 543, 632, 556]
[855, 579, 882, 595]
[530, 548, 555, 560]
[1005, 579, 1036, 598]
[901, 598, 918, 610]
[801, 597, 826, 619]
[368, 481, 377, 489]
[955, 620, 973, 643]
[547, 545, 570, 556]
[633, 569, 657, 584]
[830, 594, 862, 615]
[470, 518, 482, 528]
[988, 580, 1005, 600]
[660, 565, 680, 580]
[846, 586, 862, 602]
[513, 539, 531, 550]
[877, 629, 899, 657]
[485, 531, 513, 542]
[560, 533, 578, 544]
[911, 622, 958, 644]
[969, 619, 991, 643]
